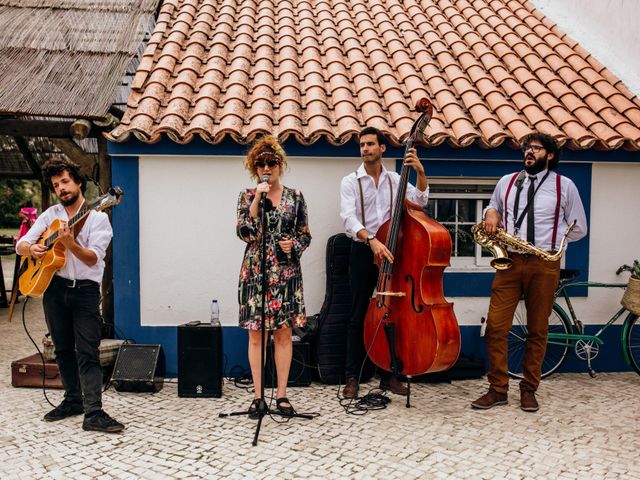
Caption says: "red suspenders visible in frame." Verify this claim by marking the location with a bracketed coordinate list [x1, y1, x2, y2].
[504, 172, 562, 250]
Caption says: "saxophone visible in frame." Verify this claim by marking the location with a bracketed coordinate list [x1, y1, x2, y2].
[471, 220, 576, 270]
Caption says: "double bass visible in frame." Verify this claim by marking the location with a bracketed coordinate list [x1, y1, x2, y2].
[362, 98, 460, 405]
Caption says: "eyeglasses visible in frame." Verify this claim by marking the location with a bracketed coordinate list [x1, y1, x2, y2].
[521, 144, 544, 153]
[255, 159, 280, 169]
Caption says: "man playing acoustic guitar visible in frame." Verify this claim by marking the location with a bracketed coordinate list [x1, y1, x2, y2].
[16, 159, 124, 433]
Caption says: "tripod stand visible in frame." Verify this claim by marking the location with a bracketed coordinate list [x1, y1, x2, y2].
[220, 179, 313, 446]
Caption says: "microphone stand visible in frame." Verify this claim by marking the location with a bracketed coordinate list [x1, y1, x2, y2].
[220, 175, 313, 446]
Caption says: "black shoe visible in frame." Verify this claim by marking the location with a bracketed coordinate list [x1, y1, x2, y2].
[43, 400, 84, 422]
[82, 410, 125, 433]
[276, 397, 295, 416]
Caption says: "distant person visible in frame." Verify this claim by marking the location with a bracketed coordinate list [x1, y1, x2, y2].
[17, 200, 38, 240]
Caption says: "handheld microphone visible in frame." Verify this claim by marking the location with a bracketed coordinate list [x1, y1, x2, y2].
[261, 174, 270, 199]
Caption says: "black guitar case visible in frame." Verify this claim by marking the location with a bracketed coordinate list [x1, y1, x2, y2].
[313, 233, 374, 384]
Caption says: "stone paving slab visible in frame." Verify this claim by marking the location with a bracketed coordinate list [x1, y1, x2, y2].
[2, 296, 640, 479]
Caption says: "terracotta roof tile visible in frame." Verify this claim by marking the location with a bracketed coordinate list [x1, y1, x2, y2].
[108, 0, 640, 150]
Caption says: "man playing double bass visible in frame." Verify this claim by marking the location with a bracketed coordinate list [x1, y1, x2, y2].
[339, 126, 429, 399]
[472, 132, 587, 412]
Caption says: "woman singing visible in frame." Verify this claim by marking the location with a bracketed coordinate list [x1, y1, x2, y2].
[236, 135, 311, 418]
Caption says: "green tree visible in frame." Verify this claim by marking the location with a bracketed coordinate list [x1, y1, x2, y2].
[0, 179, 41, 228]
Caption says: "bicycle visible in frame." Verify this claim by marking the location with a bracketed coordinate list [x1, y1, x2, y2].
[502, 269, 640, 379]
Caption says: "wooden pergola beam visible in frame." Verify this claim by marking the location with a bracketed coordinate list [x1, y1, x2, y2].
[14, 136, 50, 209]
[0, 119, 101, 138]
[50, 138, 95, 177]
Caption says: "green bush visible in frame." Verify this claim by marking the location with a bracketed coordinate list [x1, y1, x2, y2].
[0, 179, 41, 228]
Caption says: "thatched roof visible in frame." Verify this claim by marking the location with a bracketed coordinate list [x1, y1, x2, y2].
[0, 0, 158, 119]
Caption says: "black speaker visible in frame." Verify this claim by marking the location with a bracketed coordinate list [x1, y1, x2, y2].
[178, 322, 223, 398]
[111, 344, 165, 393]
[265, 340, 311, 388]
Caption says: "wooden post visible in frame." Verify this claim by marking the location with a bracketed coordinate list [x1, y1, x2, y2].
[97, 137, 114, 332]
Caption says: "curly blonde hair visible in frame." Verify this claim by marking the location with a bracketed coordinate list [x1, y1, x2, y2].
[244, 135, 288, 181]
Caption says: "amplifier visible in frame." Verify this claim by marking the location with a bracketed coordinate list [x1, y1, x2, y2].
[265, 340, 311, 388]
[111, 344, 165, 393]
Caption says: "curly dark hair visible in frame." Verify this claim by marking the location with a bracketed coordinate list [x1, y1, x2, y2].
[521, 132, 560, 169]
[41, 159, 86, 192]
[359, 126, 387, 147]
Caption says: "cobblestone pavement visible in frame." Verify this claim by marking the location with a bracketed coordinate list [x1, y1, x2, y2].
[1, 295, 640, 479]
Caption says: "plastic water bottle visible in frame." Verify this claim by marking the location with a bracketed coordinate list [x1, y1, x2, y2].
[210, 299, 221, 327]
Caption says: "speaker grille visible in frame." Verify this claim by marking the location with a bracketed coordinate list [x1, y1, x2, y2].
[178, 323, 223, 398]
[110, 345, 165, 393]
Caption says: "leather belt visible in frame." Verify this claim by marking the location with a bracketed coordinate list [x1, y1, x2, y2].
[53, 276, 98, 288]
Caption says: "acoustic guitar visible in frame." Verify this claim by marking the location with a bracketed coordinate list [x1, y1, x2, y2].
[18, 187, 123, 298]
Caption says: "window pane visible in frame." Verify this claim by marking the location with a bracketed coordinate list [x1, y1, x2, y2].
[457, 224, 476, 256]
[457, 199, 476, 222]
[436, 199, 455, 222]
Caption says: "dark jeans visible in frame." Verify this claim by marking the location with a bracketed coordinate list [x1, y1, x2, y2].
[43, 276, 103, 414]
[345, 241, 391, 381]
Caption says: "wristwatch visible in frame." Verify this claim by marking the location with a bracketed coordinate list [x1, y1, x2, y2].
[365, 234, 375, 246]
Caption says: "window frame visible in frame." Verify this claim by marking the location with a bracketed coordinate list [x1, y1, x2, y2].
[427, 177, 498, 270]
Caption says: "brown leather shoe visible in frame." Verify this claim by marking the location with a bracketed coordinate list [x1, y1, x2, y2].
[379, 376, 408, 395]
[520, 389, 539, 412]
[471, 389, 508, 409]
[342, 377, 359, 399]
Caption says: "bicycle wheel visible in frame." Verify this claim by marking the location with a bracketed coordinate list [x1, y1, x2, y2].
[623, 312, 640, 375]
[507, 301, 571, 379]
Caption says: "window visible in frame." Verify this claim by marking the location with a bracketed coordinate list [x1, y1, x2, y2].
[424, 177, 498, 269]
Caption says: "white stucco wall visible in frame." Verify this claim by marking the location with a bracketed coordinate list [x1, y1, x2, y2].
[138, 157, 639, 328]
[137, 155, 396, 327]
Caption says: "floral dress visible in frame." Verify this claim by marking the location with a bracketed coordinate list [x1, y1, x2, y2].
[236, 186, 311, 330]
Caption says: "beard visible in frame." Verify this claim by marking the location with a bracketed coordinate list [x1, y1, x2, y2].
[524, 155, 547, 175]
[60, 191, 80, 206]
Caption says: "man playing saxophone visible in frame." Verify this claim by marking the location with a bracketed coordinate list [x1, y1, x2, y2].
[471, 132, 587, 412]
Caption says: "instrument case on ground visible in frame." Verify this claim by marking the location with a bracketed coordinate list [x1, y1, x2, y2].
[11, 353, 64, 389]
[313, 233, 375, 384]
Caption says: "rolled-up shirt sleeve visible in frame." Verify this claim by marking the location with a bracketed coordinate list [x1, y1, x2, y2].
[84, 211, 113, 262]
[340, 175, 365, 238]
[406, 182, 430, 207]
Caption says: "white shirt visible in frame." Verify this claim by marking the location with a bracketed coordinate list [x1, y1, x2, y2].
[16, 203, 113, 284]
[485, 169, 588, 252]
[340, 163, 430, 240]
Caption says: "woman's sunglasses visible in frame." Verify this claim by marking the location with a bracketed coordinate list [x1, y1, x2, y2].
[255, 159, 280, 169]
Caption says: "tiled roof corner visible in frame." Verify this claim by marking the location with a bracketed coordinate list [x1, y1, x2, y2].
[106, 0, 640, 151]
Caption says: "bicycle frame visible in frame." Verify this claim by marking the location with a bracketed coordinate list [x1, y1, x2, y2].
[549, 280, 629, 361]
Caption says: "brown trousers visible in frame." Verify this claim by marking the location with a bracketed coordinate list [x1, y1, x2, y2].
[485, 253, 560, 393]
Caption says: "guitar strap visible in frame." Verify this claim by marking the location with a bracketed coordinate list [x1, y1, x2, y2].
[71, 202, 89, 238]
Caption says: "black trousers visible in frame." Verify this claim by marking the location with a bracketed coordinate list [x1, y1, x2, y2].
[43, 276, 103, 414]
[345, 241, 391, 381]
